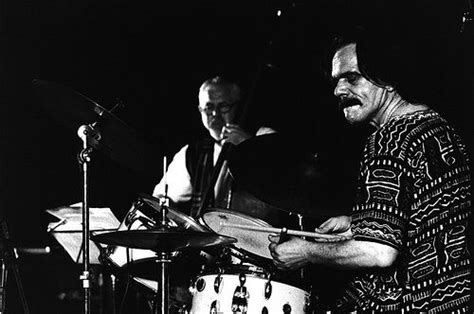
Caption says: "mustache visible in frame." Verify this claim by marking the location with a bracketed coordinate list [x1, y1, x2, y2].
[209, 117, 225, 129]
[338, 97, 361, 110]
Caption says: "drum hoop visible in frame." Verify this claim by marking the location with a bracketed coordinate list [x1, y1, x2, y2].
[199, 263, 269, 277]
[225, 245, 273, 266]
[201, 209, 272, 229]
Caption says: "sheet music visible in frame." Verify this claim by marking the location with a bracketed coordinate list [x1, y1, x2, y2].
[46, 202, 121, 231]
[46, 203, 121, 264]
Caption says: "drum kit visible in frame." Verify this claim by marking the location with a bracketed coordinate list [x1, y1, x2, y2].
[96, 193, 348, 314]
[33, 80, 349, 314]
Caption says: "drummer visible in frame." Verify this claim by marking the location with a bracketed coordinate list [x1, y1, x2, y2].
[268, 30, 472, 312]
[152, 76, 275, 218]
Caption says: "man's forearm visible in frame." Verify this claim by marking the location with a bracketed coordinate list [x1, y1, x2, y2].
[306, 239, 398, 269]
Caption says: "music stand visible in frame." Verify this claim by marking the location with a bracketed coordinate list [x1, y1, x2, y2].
[46, 204, 120, 264]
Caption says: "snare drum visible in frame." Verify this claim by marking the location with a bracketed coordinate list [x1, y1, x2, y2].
[189, 265, 311, 313]
[201, 209, 276, 262]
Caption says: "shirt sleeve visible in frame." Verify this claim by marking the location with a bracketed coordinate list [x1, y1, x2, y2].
[351, 156, 410, 250]
[152, 145, 193, 203]
[255, 126, 277, 136]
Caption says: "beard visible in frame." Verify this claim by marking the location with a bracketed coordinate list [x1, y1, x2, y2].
[338, 97, 362, 110]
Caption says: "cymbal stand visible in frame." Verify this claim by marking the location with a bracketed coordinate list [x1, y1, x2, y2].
[153, 157, 171, 314]
[77, 124, 101, 314]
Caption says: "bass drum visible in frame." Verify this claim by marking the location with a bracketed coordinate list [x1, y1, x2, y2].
[189, 265, 312, 313]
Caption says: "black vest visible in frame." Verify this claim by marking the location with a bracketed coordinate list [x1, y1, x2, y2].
[186, 136, 215, 217]
[185, 136, 290, 228]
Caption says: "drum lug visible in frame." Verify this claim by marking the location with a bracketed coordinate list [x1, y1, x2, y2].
[239, 272, 246, 285]
[210, 300, 220, 313]
[195, 277, 206, 292]
[283, 303, 292, 313]
[264, 280, 272, 300]
[231, 285, 249, 313]
[231, 273, 249, 313]
[214, 267, 224, 293]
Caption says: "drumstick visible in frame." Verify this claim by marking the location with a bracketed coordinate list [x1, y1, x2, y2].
[219, 222, 351, 240]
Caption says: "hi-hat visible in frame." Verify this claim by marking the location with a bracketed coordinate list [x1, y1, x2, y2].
[32, 79, 161, 175]
[92, 229, 236, 252]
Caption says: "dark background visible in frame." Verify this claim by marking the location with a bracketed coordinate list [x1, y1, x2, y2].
[1, 0, 473, 313]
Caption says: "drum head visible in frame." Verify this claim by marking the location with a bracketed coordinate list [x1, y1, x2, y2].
[202, 209, 273, 260]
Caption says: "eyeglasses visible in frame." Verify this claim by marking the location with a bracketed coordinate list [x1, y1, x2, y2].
[198, 102, 235, 115]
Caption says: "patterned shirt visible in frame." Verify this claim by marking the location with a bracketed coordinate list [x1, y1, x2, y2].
[338, 109, 471, 313]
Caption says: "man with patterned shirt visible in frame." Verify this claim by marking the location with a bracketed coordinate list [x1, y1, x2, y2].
[269, 33, 472, 312]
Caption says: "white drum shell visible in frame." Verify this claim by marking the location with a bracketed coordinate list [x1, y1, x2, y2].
[190, 274, 310, 314]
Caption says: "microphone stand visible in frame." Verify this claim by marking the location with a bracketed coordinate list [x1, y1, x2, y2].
[76, 100, 124, 314]
[77, 124, 101, 314]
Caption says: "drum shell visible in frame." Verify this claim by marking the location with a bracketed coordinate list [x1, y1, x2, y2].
[189, 267, 311, 314]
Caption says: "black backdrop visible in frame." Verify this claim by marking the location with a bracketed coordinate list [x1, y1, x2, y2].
[1, 0, 473, 313]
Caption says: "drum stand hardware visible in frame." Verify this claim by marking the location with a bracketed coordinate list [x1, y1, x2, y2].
[77, 123, 101, 314]
[213, 268, 223, 293]
[153, 250, 171, 314]
[0, 221, 29, 314]
[264, 276, 272, 300]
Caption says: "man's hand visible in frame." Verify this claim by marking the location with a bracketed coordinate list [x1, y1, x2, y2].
[221, 123, 251, 145]
[268, 235, 313, 270]
[315, 215, 352, 237]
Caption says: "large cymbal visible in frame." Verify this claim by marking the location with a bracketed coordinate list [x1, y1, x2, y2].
[228, 133, 345, 218]
[32, 79, 160, 175]
[92, 229, 236, 252]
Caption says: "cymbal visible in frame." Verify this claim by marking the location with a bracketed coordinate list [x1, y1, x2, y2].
[228, 133, 345, 218]
[122, 251, 207, 282]
[32, 79, 160, 175]
[92, 229, 237, 252]
[138, 193, 209, 232]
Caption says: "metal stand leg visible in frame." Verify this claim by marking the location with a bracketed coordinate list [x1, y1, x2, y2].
[0, 221, 30, 314]
[77, 124, 100, 314]
[154, 252, 170, 314]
